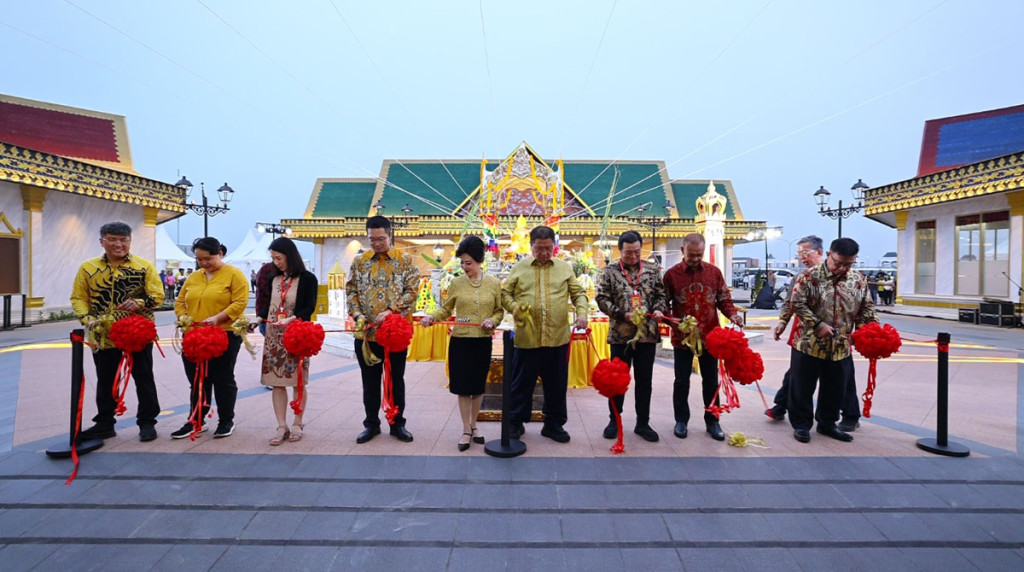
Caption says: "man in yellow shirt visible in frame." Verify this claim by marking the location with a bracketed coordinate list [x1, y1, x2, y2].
[70, 222, 165, 442]
[501, 226, 589, 443]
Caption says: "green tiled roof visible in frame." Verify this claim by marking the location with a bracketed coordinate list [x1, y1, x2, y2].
[307, 155, 743, 221]
[561, 162, 669, 218]
[378, 161, 480, 216]
[309, 180, 376, 218]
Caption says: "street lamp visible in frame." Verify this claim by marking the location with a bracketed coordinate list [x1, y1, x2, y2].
[627, 200, 675, 264]
[432, 242, 444, 263]
[814, 179, 869, 238]
[255, 222, 292, 239]
[176, 176, 234, 238]
[746, 225, 783, 268]
[372, 200, 412, 229]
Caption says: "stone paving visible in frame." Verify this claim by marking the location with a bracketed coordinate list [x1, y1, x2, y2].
[0, 308, 1022, 570]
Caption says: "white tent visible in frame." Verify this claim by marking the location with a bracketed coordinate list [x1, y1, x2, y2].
[225, 230, 274, 276]
[155, 224, 193, 271]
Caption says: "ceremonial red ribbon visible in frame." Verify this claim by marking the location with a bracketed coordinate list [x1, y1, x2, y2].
[592, 357, 631, 454]
[706, 360, 741, 419]
[65, 333, 97, 485]
[188, 361, 210, 440]
[565, 328, 599, 364]
[112, 352, 133, 416]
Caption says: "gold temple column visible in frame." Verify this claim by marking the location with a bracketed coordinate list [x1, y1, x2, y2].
[893, 211, 908, 305]
[20, 185, 48, 308]
[1006, 191, 1024, 307]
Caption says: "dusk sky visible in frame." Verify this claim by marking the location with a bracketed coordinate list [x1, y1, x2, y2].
[3, 0, 1022, 265]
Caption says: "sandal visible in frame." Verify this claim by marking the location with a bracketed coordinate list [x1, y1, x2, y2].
[270, 426, 290, 446]
[471, 426, 485, 445]
[289, 424, 304, 442]
[458, 432, 472, 452]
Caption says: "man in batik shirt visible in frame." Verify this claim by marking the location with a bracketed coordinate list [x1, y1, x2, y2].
[663, 233, 743, 442]
[595, 230, 667, 442]
[788, 237, 877, 444]
[346, 216, 420, 444]
[502, 225, 589, 443]
[71, 221, 164, 442]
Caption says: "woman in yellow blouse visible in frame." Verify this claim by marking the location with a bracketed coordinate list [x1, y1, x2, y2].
[420, 236, 502, 451]
[172, 237, 250, 439]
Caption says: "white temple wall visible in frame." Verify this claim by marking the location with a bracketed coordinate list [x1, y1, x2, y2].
[35, 192, 149, 314]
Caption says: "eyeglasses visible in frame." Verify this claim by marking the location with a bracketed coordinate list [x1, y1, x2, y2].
[829, 254, 856, 269]
[102, 237, 131, 244]
[796, 249, 814, 256]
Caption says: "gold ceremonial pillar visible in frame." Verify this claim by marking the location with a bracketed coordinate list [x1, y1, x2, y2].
[20, 185, 47, 308]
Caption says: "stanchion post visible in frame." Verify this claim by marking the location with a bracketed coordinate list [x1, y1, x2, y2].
[45, 329, 104, 459]
[485, 330, 526, 458]
[916, 332, 969, 457]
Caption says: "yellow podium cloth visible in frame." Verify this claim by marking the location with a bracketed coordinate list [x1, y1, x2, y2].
[407, 322, 450, 362]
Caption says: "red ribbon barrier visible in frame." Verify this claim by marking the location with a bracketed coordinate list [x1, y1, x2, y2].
[66, 333, 94, 486]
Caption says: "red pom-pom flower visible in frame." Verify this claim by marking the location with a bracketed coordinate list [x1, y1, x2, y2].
[592, 357, 631, 399]
[704, 327, 748, 362]
[107, 315, 159, 417]
[283, 320, 325, 358]
[727, 347, 764, 385]
[377, 313, 414, 353]
[849, 322, 902, 418]
[592, 357, 631, 454]
[108, 314, 157, 353]
[373, 313, 413, 424]
[850, 322, 902, 360]
[281, 320, 325, 415]
[182, 323, 229, 363]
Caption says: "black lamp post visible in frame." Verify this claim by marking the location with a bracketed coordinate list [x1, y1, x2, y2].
[628, 200, 675, 263]
[255, 222, 292, 239]
[176, 176, 234, 238]
[814, 179, 869, 238]
[373, 200, 413, 229]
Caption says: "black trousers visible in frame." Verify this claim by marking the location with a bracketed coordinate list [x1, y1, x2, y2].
[607, 343, 656, 426]
[91, 344, 160, 428]
[787, 348, 854, 431]
[775, 365, 859, 421]
[773, 369, 792, 413]
[509, 344, 569, 428]
[182, 333, 242, 424]
[354, 339, 407, 428]
[673, 346, 720, 426]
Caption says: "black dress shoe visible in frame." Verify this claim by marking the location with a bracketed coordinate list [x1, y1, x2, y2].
[390, 426, 414, 442]
[602, 420, 617, 440]
[356, 426, 381, 444]
[706, 422, 725, 441]
[540, 425, 571, 443]
[78, 424, 116, 441]
[510, 422, 525, 440]
[139, 425, 157, 442]
[816, 425, 853, 442]
[794, 428, 811, 443]
[673, 422, 688, 439]
[838, 419, 860, 432]
[458, 433, 471, 452]
[633, 425, 660, 442]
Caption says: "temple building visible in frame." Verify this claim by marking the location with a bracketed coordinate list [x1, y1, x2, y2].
[285, 142, 765, 290]
[864, 103, 1024, 319]
[0, 94, 184, 321]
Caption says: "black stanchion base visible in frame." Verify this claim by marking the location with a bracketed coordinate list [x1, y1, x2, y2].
[45, 438, 104, 459]
[916, 438, 970, 457]
[484, 438, 527, 458]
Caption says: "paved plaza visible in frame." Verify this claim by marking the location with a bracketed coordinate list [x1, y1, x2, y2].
[1, 308, 1022, 570]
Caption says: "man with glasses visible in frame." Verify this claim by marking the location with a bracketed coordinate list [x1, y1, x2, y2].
[346, 216, 420, 444]
[767, 235, 824, 421]
[595, 230, 667, 442]
[71, 222, 164, 442]
[787, 237, 877, 443]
